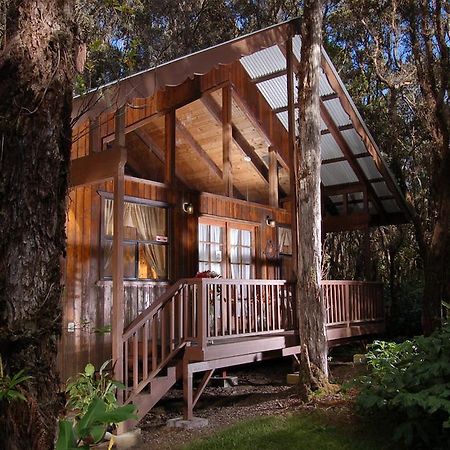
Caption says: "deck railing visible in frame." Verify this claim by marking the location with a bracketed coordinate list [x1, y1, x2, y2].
[202, 279, 296, 341]
[322, 280, 384, 328]
[120, 278, 383, 400]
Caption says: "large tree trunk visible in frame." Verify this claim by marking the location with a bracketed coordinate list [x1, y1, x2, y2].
[422, 150, 450, 334]
[0, 1, 77, 448]
[295, 0, 328, 398]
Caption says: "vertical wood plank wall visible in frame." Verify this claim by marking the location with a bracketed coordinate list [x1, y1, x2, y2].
[59, 179, 291, 382]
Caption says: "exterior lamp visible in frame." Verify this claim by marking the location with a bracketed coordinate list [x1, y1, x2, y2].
[182, 202, 194, 215]
[266, 216, 276, 228]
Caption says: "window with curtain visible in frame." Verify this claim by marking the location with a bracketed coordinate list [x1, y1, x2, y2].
[102, 198, 168, 280]
[198, 220, 255, 279]
[198, 223, 224, 275]
[230, 228, 253, 279]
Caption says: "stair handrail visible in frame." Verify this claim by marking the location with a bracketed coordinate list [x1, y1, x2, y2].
[122, 278, 201, 340]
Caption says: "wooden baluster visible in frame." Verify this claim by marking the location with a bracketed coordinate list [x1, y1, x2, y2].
[143, 321, 149, 380]
[161, 306, 166, 360]
[253, 284, 258, 333]
[184, 285, 190, 339]
[170, 298, 175, 351]
[227, 284, 232, 335]
[219, 282, 224, 336]
[213, 284, 218, 337]
[276, 285, 281, 329]
[133, 332, 139, 388]
[152, 315, 157, 371]
[124, 340, 129, 393]
[248, 284, 252, 333]
[241, 284, 245, 335]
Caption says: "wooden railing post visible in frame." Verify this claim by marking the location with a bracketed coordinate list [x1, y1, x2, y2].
[345, 282, 350, 329]
[198, 280, 208, 352]
[112, 105, 127, 398]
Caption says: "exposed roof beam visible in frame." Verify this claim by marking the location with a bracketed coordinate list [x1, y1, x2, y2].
[323, 182, 364, 196]
[320, 54, 411, 219]
[251, 68, 287, 84]
[201, 94, 270, 184]
[272, 93, 339, 115]
[320, 99, 387, 220]
[321, 123, 354, 135]
[322, 153, 369, 165]
[134, 128, 190, 187]
[175, 119, 245, 200]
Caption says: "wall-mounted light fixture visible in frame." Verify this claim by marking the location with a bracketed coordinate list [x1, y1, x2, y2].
[265, 216, 276, 228]
[182, 202, 194, 215]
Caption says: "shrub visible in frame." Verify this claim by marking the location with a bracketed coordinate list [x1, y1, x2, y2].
[66, 360, 124, 416]
[355, 326, 450, 448]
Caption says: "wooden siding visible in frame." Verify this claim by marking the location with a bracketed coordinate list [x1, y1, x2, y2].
[59, 177, 291, 381]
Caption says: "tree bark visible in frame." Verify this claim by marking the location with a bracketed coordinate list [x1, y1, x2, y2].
[295, 0, 328, 398]
[0, 1, 77, 448]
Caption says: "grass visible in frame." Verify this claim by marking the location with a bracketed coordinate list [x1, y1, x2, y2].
[182, 410, 389, 450]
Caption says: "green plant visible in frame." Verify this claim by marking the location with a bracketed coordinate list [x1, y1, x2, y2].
[0, 356, 32, 402]
[66, 360, 124, 416]
[354, 326, 450, 448]
[56, 397, 136, 449]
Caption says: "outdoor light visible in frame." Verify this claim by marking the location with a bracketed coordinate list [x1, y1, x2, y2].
[265, 216, 276, 228]
[243, 155, 252, 162]
[182, 202, 194, 215]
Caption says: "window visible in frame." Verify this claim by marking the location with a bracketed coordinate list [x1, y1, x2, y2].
[198, 223, 225, 275]
[198, 219, 255, 279]
[102, 198, 168, 280]
[229, 228, 252, 279]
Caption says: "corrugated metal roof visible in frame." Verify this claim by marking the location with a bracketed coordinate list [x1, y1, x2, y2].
[341, 129, 367, 155]
[358, 157, 382, 180]
[321, 134, 344, 160]
[372, 181, 391, 197]
[321, 161, 359, 186]
[382, 199, 401, 213]
[323, 98, 352, 127]
[257, 76, 288, 109]
[240, 45, 286, 80]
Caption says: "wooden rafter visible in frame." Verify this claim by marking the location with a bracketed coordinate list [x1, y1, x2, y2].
[320, 100, 387, 219]
[165, 110, 176, 185]
[272, 93, 339, 114]
[322, 153, 369, 165]
[201, 93, 270, 185]
[320, 54, 410, 218]
[222, 86, 233, 197]
[175, 119, 245, 200]
[321, 123, 354, 135]
[134, 128, 190, 187]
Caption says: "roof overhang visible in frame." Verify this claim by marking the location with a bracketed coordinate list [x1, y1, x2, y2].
[72, 18, 411, 227]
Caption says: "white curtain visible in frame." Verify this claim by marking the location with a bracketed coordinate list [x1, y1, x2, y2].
[103, 199, 167, 279]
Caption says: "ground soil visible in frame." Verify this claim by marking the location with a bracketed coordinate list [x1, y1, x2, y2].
[137, 350, 367, 450]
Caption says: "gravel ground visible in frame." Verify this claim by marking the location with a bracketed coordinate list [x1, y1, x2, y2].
[135, 358, 362, 450]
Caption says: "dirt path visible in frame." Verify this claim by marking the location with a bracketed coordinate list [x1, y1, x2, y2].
[137, 358, 363, 449]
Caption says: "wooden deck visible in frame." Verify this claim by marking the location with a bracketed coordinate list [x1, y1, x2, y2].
[118, 278, 384, 424]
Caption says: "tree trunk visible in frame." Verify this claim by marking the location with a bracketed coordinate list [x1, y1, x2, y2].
[0, 1, 77, 448]
[422, 149, 450, 335]
[295, 0, 328, 399]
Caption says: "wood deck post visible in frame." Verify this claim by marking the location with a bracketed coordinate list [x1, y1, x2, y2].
[222, 85, 233, 197]
[269, 146, 279, 207]
[286, 35, 298, 279]
[183, 358, 193, 420]
[112, 105, 127, 397]
[165, 109, 176, 186]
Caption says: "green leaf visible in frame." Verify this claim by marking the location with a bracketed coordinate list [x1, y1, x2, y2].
[89, 424, 107, 444]
[95, 404, 137, 424]
[76, 398, 107, 438]
[55, 420, 77, 450]
[84, 363, 95, 377]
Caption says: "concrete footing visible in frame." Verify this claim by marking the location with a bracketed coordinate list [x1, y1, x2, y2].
[286, 372, 300, 385]
[210, 375, 239, 388]
[167, 417, 209, 429]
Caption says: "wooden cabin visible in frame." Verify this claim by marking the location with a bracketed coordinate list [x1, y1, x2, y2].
[61, 19, 410, 422]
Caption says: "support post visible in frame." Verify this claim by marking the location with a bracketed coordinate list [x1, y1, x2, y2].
[88, 117, 101, 154]
[165, 109, 176, 185]
[269, 146, 279, 207]
[112, 106, 127, 399]
[183, 359, 193, 420]
[286, 35, 298, 277]
[222, 85, 233, 197]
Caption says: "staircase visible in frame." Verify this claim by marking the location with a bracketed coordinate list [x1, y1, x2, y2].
[119, 278, 298, 422]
